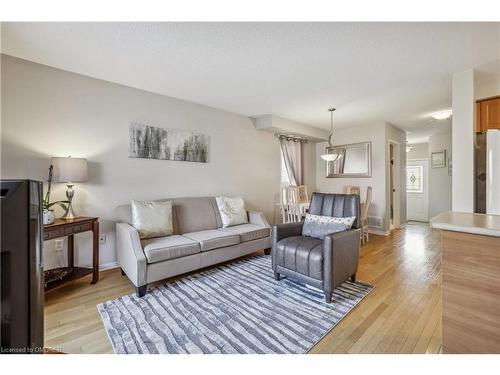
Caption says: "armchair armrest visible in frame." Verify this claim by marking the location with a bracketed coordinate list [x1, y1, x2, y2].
[248, 210, 270, 227]
[272, 222, 304, 244]
[116, 222, 147, 287]
[323, 228, 361, 291]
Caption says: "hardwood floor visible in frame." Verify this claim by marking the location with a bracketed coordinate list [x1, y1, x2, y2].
[44, 223, 441, 354]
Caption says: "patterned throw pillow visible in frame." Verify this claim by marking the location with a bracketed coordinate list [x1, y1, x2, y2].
[131, 200, 173, 239]
[216, 197, 248, 228]
[301, 214, 356, 240]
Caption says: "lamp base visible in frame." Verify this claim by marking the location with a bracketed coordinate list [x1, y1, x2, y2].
[61, 183, 77, 220]
[61, 205, 77, 220]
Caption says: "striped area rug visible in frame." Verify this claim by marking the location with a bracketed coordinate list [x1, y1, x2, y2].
[97, 255, 373, 354]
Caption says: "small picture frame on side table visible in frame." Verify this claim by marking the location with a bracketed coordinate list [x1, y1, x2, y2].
[431, 150, 446, 168]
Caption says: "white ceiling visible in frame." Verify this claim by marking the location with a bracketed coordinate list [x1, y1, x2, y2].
[2, 22, 499, 142]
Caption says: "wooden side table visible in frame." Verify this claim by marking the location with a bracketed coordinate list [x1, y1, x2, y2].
[43, 217, 99, 291]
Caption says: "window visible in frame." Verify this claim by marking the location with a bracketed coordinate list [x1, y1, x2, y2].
[406, 165, 423, 193]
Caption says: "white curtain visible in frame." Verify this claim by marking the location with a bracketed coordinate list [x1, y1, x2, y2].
[280, 139, 302, 186]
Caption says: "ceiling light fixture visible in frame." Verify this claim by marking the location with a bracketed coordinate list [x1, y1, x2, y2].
[321, 108, 341, 162]
[431, 109, 452, 120]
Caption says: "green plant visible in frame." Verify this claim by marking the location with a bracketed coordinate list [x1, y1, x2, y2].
[43, 165, 70, 211]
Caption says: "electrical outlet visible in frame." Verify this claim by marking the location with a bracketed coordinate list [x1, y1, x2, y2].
[55, 239, 64, 252]
[99, 234, 106, 245]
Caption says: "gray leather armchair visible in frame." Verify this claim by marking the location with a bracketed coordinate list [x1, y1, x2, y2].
[272, 193, 361, 303]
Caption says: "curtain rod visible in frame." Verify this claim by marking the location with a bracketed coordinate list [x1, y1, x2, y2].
[275, 134, 310, 144]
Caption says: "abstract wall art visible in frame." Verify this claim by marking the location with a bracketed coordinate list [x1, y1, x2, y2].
[129, 123, 208, 163]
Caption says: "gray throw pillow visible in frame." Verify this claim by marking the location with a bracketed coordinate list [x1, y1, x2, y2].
[301, 214, 353, 240]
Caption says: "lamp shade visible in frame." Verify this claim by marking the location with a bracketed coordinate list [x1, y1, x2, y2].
[51, 156, 88, 183]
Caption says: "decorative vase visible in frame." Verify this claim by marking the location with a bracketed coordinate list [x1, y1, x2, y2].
[43, 209, 55, 225]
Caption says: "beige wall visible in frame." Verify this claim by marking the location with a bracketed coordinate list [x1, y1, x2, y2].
[429, 132, 452, 219]
[1, 54, 291, 269]
[407, 142, 429, 160]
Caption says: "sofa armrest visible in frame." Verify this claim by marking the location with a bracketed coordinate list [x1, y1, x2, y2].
[248, 210, 270, 227]
[116, 222, 147, 287]
[323, 228, 361, 291]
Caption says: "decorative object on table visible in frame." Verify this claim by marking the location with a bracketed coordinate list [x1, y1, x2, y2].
[431, 149, 446, 168]
[51, 156, 88, 220]
[42, 164, 70, 225]
[321, 108, 341, 162]
[326, 141, 372, 178]
[129, 123, 208, 163]
[43, 267, 74, 288]
[43, 216, 100, 291]
[98, 255, 373, 354]
[448, 157, 452, 176]
[130, 199, 173, 239]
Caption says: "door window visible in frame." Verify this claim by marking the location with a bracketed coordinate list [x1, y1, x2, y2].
[406, 165, 423, 193]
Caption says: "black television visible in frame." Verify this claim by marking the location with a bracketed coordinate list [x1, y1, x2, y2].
[1, 180, 44, 354]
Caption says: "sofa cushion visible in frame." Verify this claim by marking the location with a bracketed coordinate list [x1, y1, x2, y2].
[218, 224, 270, 243]
[141, 235, 200, 264]
[275, 236, 323, 280]
[183, 230, 240, 252]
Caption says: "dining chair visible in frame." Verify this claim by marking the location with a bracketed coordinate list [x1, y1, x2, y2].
[281, 185, 301, 223]
[345, 185, 361, 195]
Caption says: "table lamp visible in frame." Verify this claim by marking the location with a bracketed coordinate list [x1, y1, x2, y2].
[51, 156, 88, 220]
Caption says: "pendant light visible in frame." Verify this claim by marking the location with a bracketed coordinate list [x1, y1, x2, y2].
[320, 108, 340, 162]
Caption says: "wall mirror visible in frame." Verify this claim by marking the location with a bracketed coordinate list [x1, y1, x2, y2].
[326, 141, 372, 178]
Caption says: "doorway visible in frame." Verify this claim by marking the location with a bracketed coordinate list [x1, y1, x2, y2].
[406, 159, 429, 222]
[389, 141, 401, 230]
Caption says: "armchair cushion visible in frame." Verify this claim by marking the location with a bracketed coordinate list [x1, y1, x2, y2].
[274, 236, 323, 280]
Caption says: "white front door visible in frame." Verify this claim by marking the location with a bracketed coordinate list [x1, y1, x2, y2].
[406, 159, 429, 222]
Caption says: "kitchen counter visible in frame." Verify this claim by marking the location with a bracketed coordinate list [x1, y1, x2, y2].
[430, 211, 500, 237]
[432, 211, 500, 353]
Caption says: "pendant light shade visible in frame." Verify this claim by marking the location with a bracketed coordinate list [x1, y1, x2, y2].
[321, 108, 340, 162]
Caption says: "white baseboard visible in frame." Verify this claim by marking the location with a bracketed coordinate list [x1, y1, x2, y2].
[100, 261, 119, 271]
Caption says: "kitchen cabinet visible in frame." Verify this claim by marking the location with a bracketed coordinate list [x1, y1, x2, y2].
[477, 96, 500, 132]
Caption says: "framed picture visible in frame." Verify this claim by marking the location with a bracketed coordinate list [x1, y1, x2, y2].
[431, 150, 446, 168]
[129, 123, 208, 163]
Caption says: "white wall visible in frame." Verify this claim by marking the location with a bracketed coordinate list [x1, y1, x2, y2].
[316, 122, 390, 233]
[407, 143, 429, 160]
[429, 132, 452, 218]
[1, 54, 286, 269]
[451, 69, 475, 212]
